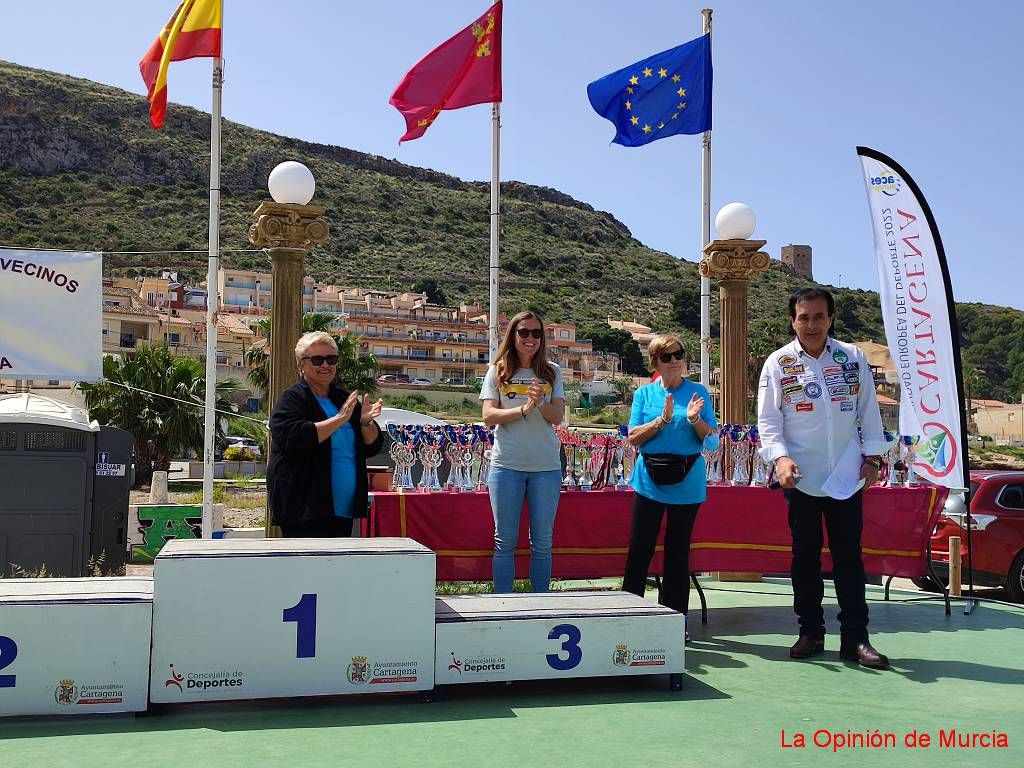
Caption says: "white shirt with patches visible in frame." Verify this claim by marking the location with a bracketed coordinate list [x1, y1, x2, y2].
[757, 337, 887, 497]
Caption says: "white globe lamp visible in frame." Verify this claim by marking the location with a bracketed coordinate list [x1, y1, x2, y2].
[715, 202, 756, 240]
[268, 161, 315, 205]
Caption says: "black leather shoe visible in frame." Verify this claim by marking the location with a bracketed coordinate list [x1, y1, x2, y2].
[839, 642, 890, 669]
[789, 636, 825, 659]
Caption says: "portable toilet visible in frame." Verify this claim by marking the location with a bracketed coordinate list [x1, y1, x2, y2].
[0, 394, 132, 576]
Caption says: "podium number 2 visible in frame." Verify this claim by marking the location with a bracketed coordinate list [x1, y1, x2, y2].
[546, 624, 582, 671]
[0, 636, 16, 688]
[283, 594, 317, 658]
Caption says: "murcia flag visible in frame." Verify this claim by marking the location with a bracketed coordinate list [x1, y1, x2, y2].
[389, 1, 502, 142]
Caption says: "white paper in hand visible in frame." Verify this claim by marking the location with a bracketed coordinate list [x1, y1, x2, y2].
[821, 438, 867, 500]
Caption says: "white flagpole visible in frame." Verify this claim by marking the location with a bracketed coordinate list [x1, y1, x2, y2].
[699, 8, 713, 389]
[201, 53, 224, 539]
[488, 102, 501, 362]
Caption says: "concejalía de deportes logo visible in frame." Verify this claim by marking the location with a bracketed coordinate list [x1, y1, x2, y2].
[165, 663, 244, 693]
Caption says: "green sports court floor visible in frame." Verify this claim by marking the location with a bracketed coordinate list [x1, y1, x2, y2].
[3, 579, 1022, 768]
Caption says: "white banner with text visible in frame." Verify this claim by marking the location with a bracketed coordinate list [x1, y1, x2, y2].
[857, 148, 966, 489]
[0, 248, 102, 381]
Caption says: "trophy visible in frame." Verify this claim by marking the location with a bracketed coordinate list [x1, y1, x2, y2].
[883, 431, 901, 486]
[417, 427, 444, 492]
[577, 436, 594, 491]
[901, 434, 920, 487]
[473, 424, 494, 490]
[749, 425, 770, 486]
[730, 425, 752, 486]
[387, 424, 416, 490]
[558, 427, 577, 488]
[614, 425, 630, 490]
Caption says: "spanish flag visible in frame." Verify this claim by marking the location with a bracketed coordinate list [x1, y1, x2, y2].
[139, 0, 222, 129]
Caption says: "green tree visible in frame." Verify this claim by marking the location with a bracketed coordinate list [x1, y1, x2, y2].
[608, 375, 636, 405]
[78, 345, 240, 487]
[245, 312, 379, 407]
[670, 284, 701, 331]
[578, 323, 645, 375]
[412, 276, 448, 306]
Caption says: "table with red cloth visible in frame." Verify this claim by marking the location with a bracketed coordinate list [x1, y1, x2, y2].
[369, 485, 947, 582]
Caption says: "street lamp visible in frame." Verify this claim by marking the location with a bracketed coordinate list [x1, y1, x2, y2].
[249, 161, 330, 536]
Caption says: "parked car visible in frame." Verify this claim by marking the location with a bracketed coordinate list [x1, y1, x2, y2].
[917, 470, 1024, 602]
[377, 373, 411, 384]
[217, 435, 263, 460]
[408, 378, 434, 386]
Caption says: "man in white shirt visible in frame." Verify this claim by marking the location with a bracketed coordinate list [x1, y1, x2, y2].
[757, 288, 890, 669]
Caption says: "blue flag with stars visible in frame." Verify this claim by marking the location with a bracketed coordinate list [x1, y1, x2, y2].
[587, 34, 711, 147]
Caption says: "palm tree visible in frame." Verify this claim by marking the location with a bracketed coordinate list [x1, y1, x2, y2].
[245, 312, 379, 408]
[78, 345, 240, 487]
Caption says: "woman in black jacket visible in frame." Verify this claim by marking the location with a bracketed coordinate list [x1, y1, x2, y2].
[268, 332, 384, 537]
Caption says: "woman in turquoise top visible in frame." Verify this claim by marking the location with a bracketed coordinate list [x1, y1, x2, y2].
[624, 334, 719, 635]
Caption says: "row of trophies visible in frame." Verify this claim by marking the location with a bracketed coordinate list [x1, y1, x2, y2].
[385, 423, 924, 492]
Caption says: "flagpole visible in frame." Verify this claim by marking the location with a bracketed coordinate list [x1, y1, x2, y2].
[488, 101, 501, 362]
[699, 8, 713, 390]
[202, 53, 224, 539]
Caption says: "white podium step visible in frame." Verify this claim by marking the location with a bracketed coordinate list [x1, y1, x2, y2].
[150, 537, 436, 703]
[434, 591, 684, 690]
[0, 577, 153, 716]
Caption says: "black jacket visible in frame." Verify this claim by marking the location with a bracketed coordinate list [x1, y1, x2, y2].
[267, 378, 384, 526]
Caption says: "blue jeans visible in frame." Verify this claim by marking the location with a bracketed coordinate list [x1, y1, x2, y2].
[487, 466, 562, 593]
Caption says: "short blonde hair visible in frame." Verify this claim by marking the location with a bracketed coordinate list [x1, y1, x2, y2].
[294, 331, 338, 364]
[647, 334, 687, 366]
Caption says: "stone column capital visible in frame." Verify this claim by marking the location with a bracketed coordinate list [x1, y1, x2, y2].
[699, 239, 771, 281]
[248, 201, 330, 250]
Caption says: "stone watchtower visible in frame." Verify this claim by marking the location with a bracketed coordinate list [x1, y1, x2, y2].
[780, 244, 813, 280]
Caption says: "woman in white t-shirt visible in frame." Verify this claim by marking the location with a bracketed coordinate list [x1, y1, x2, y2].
[480, 311, 565, 592]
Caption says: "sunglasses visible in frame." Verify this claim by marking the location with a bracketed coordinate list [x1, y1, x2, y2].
[516, 328, 543, 339]
[656, 349, 686, 364]
[303, 354, 339, 366]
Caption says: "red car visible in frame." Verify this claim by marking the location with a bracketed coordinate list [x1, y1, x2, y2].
[917, 470, 1024, 602]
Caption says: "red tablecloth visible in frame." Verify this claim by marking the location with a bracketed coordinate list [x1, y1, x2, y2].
[370, 485, 947, 582]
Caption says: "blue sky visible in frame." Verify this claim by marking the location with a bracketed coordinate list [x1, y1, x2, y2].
[1, 0, 1021, 310]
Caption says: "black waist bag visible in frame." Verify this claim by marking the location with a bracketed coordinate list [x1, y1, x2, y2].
[642, 453, 701, 486]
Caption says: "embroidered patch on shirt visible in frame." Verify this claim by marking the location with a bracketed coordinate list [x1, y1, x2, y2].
[796, 402, 814, 412]
[804, 382, 822, 399]
[841, 362, 860, 371]
[832, 349, 849, 364]
[780, 375, 797, 386]
[822, 366, 842, 376]
[783, 384, 803, 395]
[784, 393, 806, 405]
[828, 384, 852, 396]
[779, 354, 797, 366]
[782, 364, 805, 375]
[844, 372, 860, 384]
[840, 401, 855, 411]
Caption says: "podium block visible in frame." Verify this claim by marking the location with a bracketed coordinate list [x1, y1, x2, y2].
[435, 591, 684, 689]
[0, 577, 153, 716]
[150, 538, 435, 703]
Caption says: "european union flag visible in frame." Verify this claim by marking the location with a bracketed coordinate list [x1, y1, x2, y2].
[587, 34, 712, 147]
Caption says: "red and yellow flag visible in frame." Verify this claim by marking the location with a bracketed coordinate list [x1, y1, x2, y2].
[389, 1, 502, 142]
[139, 0, 222, 129]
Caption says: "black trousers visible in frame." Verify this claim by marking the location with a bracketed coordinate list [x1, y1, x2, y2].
[621, 492, 700, 614]
[281, 516, 356, 538]
[785, 489, 869, 643]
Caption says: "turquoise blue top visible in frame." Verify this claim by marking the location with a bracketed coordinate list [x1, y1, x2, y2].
[628, 378, 719, 504]
[315, 395, 357, 518]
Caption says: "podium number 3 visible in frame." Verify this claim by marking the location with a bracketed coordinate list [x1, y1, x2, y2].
[546, 624, 582, 670]
[283, 594, 317, 658]
[0, 636, 16, 687]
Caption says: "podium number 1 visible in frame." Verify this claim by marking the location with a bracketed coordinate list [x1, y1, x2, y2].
[283, 594, 317, 658]
[546, 624, 582, 671]
[0, 636, 16, 688]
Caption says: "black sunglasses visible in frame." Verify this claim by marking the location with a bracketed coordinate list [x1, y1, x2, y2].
[656, 349, 686, 364]
[516, 328, 543, 339]
[303, 354, 339, 366]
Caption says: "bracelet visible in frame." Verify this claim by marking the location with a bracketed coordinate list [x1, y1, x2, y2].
[360, 419, 375, 428]
[656, 415, 667, 428]
[520, 404, 527, 420]
[687, 414, 699, 425]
